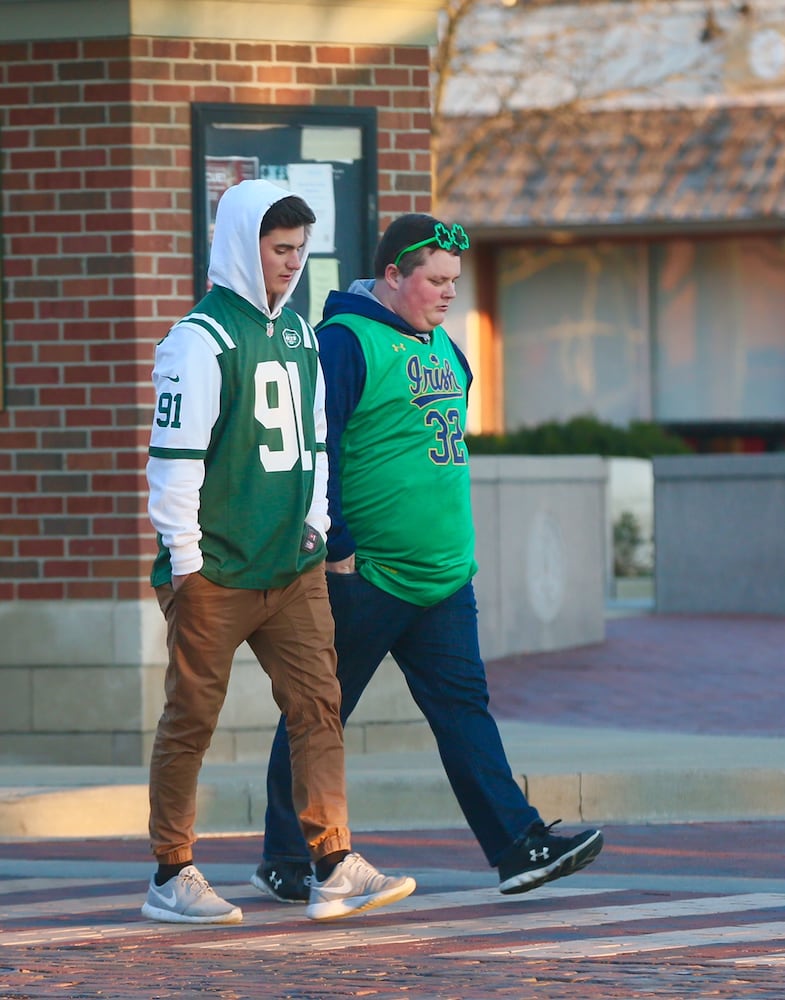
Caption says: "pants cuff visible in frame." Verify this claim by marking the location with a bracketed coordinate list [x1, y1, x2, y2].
[310, 830, 351, 861]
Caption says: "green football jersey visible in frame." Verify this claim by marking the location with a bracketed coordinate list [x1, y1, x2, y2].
[332, 312, 477, 606]
[149, 286, 326, 589]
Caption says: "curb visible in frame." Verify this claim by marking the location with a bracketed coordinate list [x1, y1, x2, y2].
[2, 764, 785, 839]
[3, 723, 784, 839]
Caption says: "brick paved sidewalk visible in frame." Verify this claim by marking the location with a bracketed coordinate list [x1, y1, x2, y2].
[486, 614, 785, 737]
[4, 824, 785, 1000]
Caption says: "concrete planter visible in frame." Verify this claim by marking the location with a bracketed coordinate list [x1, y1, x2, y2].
[0, 456, 608, 765]
[653, 454, 785, 614]
[471, 455, 607, 659]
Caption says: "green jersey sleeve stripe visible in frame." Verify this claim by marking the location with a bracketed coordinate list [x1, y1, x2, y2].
[185, 312, 237, 350]
[149, 446, 207, 459]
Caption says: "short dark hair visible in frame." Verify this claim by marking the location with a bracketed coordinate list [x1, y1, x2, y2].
[374, 213, 464, 277]
[260, 195, 316, 237]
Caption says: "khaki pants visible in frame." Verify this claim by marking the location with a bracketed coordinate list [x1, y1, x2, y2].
[148, 565, 350, 865]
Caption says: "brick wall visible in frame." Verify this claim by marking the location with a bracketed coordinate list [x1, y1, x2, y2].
[0, 36, 433, 602]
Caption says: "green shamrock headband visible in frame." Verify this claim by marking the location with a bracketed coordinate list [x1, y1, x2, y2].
[393, 222, 470, 268]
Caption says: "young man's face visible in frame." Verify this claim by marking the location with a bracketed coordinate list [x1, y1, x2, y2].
[259, 226, 306, 306]
[390, 249, 461, 332]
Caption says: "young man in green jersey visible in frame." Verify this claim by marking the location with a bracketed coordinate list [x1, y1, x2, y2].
[143, 180, 415, 924]
[253, 214, 603, 903]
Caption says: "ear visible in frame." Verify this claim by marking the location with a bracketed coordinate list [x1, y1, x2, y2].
[383, 262, 401, 289]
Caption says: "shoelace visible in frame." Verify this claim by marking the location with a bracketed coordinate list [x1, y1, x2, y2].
[179, 868, 213, 898]
[340, 852, 378, 882]
[514, 818, 563, 848]
[341, 852, 364, 874]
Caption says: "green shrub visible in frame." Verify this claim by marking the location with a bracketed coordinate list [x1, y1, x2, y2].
[613, 510, 646, 577]
[465, 415, 692, 458]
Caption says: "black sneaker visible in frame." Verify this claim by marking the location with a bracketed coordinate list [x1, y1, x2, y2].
[250, 860, 313, 903]
[498, 820, 603, 895]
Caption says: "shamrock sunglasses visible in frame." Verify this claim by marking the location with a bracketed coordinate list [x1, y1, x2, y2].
[393, 222, 470, 268]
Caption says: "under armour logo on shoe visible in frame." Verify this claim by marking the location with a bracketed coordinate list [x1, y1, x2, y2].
[269, 870, 283, 891]
[529, 847, 550, 862]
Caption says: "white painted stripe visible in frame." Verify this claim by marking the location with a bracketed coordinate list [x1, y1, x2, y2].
[0, 885, 622, 948]
[0, 921, 182, 947]
[0, 883, 613, 924]
[722, 952, 785, 966]
[0, 877, 108, 895]
[0, 893, 149, 921]
[336, 883, 622, 913]
[450, 921, 785, 960]
[5, 884, 785, 959]
[180, 893, 785, 955]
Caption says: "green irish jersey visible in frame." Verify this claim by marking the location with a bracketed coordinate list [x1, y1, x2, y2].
[331, 312, 477, 606]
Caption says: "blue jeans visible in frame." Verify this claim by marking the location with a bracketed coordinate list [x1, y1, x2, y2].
[263, 574, 540, 868]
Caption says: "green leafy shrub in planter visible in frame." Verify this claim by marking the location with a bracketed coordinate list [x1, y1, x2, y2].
[465, 415, 692, 458]
[613, 510, 649, 577]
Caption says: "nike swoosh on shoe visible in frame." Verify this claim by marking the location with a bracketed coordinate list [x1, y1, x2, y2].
[313, 876, 354, 896]
[151, 885, 178, 907]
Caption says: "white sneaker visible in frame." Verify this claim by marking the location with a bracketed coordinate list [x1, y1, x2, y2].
[141, 864, 242, 924]
[305, 852, 416, 921]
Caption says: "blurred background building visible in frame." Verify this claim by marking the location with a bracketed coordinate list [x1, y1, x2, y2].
[434, 0, 785, 453]
[1, 0, 782, 765]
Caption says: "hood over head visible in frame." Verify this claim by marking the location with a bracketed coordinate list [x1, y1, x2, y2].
[207, 179, 311, 320]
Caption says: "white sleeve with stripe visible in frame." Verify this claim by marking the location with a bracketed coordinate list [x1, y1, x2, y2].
[297, 315, 329, 541]
[306, 356, 330, 541]
[146, 323, 222, 576]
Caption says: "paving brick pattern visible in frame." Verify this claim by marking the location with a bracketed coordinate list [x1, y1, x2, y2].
[486, 614, 785, 736]
[3, 823, 785, 999]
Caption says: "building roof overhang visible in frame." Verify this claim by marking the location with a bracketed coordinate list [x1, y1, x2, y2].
[436, 102, 785, 237]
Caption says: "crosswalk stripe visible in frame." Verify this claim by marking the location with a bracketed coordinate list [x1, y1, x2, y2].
[720, 951, 785, 966]
[1, 924, 159, 947]
[450, 921, 785, 960]
[179, 892, 785, 954]
[0, 893, 149, 921]
[4, 882, 785, 960]
[0, 883, 616, 925]
[0, 878, 95, 896]
[0, 878, 107, 895]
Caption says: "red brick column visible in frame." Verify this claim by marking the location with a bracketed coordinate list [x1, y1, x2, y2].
[0, 36, 432, 601]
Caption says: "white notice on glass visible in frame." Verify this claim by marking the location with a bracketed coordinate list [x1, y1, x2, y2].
[288, 162, 335, 255]
[308, 258, 340, 327]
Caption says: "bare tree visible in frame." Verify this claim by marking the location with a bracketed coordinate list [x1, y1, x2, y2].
[431, 0, 766, 204]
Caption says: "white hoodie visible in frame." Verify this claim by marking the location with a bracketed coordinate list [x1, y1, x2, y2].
[146, 180, 329, 578]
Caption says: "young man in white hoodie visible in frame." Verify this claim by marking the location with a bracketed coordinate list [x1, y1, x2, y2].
[142, 179, 415, 925]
